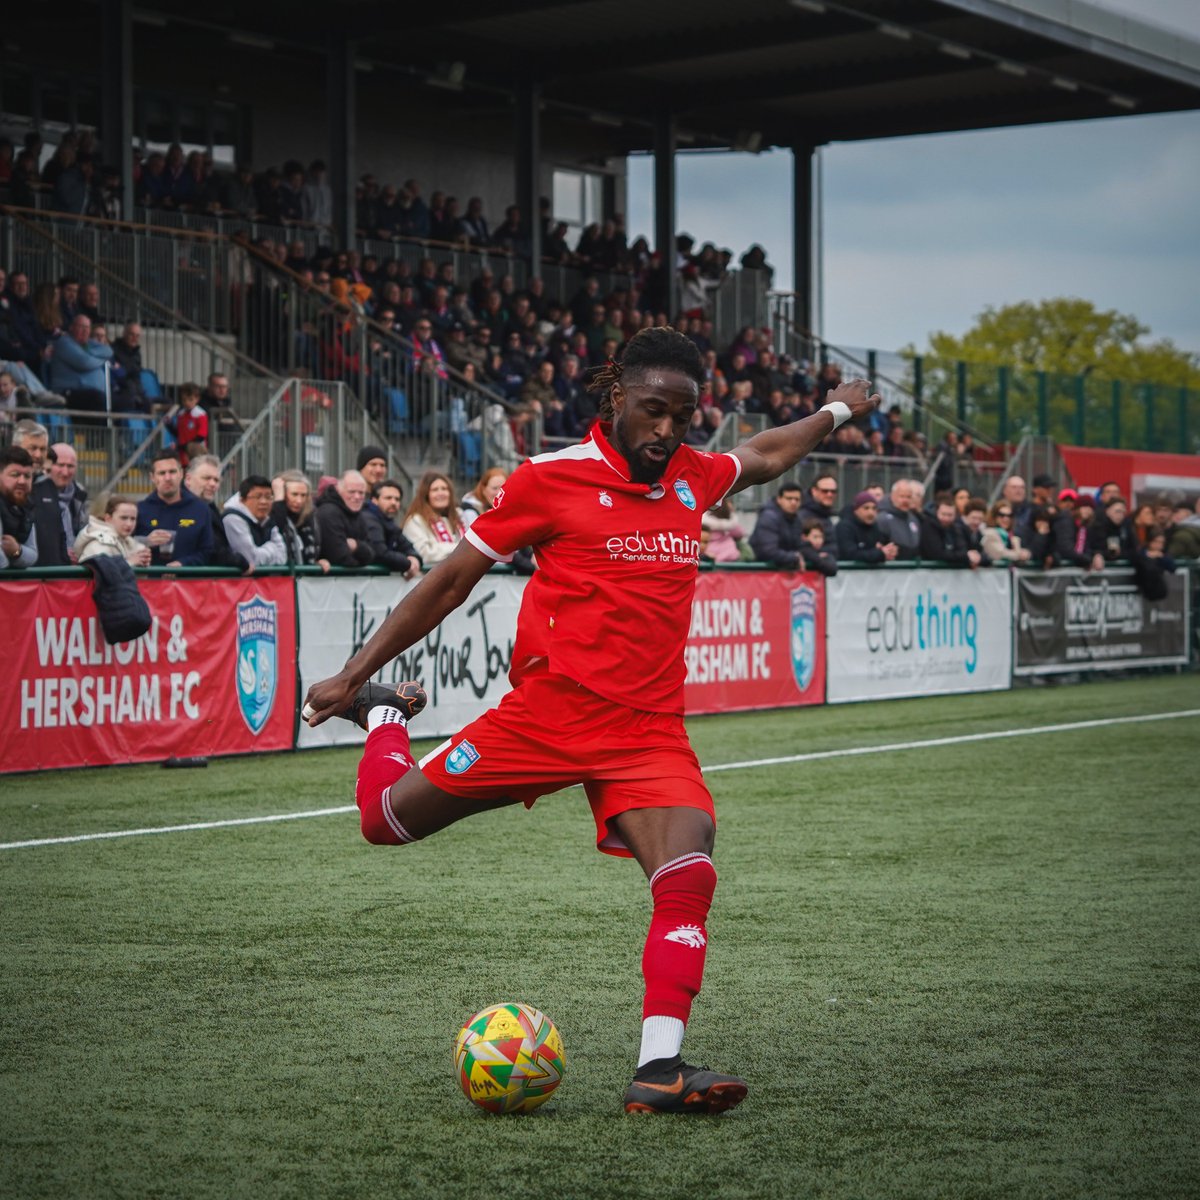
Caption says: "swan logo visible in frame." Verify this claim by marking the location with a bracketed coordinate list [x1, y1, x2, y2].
[236, 596, 278, 735]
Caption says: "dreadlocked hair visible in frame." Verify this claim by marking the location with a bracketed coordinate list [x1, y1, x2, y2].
[587, 325, 706, 420]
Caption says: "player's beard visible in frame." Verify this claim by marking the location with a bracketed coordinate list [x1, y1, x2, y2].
[612, 422, 674, 485]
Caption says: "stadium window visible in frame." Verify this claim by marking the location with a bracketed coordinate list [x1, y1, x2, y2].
[553, 168, 604, 245]
[40, 79, 71, 127]
[0, 66, 35, 124]
[75, 85, 101, 132]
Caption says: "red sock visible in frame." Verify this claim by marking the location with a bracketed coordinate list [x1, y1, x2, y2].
[641, 853, 717, 1022]
[354, 724, 418, 845]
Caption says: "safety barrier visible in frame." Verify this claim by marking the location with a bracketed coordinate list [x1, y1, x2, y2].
[2, 562, 1191, 773]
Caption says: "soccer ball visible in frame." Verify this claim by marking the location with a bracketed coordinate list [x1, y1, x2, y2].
[454, 1002, 565, 1114]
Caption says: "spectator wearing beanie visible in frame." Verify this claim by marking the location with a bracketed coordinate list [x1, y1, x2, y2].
[355, 445, 388, 492]
[836, 492, 898, 564]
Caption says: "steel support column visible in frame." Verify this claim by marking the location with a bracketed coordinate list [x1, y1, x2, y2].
[653, 110, 676, 314]
[101, 0, 134, 217]
[328, 38, 357, 252]
[792, 145, 816, 347]
[516, 81, 542, 277]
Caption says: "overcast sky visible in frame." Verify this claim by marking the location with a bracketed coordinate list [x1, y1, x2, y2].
[625, 0, 1200, 356]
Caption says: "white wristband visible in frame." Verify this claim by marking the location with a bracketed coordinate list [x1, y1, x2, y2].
[822, 400, 852, 428]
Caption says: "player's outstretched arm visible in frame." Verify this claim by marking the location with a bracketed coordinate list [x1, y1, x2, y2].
[302, 540, 495, 725]
[729, 378, 880, 491]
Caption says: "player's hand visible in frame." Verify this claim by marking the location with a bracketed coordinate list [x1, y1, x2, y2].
[302, 669, 360, 726]
[829, 377, 882, 419]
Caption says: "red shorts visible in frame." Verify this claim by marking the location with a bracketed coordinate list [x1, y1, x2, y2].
[419, 668, 714, 857]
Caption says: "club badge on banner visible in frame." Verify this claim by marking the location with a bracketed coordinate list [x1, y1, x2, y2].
[684, 571, 825, 713]
[296, 575, 525, 746]
[825, 569, 1013, 703]
[2, 577, 297, 773]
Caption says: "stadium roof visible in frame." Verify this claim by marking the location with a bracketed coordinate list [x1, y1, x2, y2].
[139, 0, 1200, 150]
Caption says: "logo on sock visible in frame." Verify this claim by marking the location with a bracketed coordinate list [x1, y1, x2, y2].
[445, 740, 480, 775]
[664, 924, 706, 949]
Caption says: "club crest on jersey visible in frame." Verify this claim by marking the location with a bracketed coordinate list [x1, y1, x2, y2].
[674, 479, 696, 510]
[598, 490, 613, 508]
[235, 595, 277, 734]
[790, 585, 817, 693]
[445, 740, 480, 775]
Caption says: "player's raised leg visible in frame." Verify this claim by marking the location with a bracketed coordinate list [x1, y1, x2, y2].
[339, 679, 522, 845]
[612, 805, 747, 1115]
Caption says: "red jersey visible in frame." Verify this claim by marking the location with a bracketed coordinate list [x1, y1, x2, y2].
[464, 423, 741, 714]
[174, 404, 208, 456]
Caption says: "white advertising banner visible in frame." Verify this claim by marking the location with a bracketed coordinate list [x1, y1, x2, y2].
[826, 569, 1013, 703]
[296, 575, 525, 747]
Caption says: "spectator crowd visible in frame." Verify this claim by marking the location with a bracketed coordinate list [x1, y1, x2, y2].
[4, 410, 1198, 581]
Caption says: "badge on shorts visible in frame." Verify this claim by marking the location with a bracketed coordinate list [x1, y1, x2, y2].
[446, 740, 480, 775]
[674, 479, 696, 510]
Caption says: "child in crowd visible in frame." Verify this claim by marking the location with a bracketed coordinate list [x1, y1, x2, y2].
[74, 494, 151, 566]
[799, 518, 837, 576]
[165, 382, 209, 465]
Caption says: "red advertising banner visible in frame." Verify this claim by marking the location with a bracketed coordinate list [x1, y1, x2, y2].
[1, 577, 297, 773]
[684, 570, 825, 715]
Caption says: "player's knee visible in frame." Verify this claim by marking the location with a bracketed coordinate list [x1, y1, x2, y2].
[358, 788, 419, 846]
[649, 853, 717, 910]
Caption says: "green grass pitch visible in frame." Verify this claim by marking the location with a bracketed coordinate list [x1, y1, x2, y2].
[2, 675, 1198, 1200]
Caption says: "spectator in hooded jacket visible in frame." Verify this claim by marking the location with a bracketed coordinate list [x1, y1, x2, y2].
[315, 471, 375, 567]
[223, 475, 288, 568]
[835, 492, 898, 564]
[700, 499, 748, 564]
[920, 497, 982, 567]
[749, 483, 806, 570]
[1167, 502, 1200, 559]
[362, 479, 421, 577]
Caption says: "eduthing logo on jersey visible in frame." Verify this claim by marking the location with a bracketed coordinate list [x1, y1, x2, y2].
[446, 740, 481, 775]
[790, 585, 817, 693]
[236, 595, 277, 734]
[674, 479, 697, 510]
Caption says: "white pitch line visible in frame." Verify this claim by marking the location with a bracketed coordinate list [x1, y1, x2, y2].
[2, 707, 1197, 852]
[702, 707, 1200, 773]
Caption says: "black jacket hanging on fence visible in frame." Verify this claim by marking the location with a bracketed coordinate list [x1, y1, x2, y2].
[85, 555, 152, 644]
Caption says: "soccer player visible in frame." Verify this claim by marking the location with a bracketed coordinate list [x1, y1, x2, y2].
[303, 326, 878, 1114]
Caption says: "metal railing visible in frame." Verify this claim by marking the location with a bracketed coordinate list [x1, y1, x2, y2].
[700, 412, 983, 511]
[3, 209, 271, 390]
[7, 405, 169, 497]
[215, 379, 412, 500]
[769, 294, 1199, 455]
